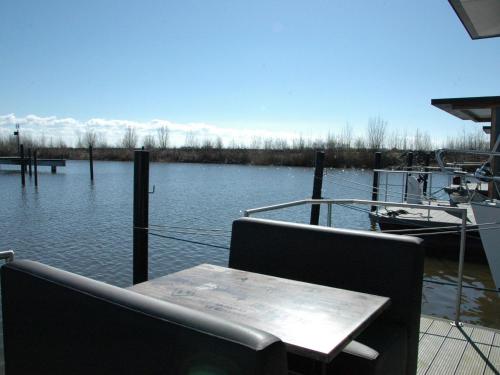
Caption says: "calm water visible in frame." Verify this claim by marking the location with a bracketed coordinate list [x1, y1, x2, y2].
[0, 161, 499, 349]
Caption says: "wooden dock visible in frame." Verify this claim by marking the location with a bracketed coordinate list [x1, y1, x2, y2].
[0, 156, 66, 173]
[418, 315, 500, 374]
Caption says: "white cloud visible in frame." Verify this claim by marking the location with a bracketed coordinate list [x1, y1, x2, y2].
[0, 113, 310, 147]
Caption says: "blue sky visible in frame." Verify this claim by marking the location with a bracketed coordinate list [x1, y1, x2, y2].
[0, 0, 499, 146]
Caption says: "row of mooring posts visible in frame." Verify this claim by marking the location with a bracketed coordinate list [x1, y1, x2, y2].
[17, 144, 55, 187]
[308, 150, 385, 224]
[132, 149, 328, 284]
[131, 148, 347, 283]
[19, 144, 39, 187]
[16, 144, 95, 187]
[308, 150, 432, 222]
[308, 150, 383, 224]
[131, 149, 432, 284]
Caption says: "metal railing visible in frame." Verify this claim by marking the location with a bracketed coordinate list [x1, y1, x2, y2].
[372, 169, 452, 204]
[244, 198, 468, 326]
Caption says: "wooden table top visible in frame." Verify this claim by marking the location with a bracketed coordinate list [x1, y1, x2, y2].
[128, 264, 390, 363]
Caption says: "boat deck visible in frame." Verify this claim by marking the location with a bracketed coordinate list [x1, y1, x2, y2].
[373, 202, 477, 227]
[369, 202, 486, 259]
[418, 315, 500, 374]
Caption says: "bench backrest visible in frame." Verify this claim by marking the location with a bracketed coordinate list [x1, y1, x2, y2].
[1, 260, 287, 375]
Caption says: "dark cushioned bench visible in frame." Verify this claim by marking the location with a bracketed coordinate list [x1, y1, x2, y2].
[229, 217, 424, 375]
[1, 260, 288, 375]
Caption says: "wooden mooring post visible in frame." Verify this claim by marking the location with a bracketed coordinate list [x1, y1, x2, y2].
[89, 145, 94, 181]
[310, 150, 325, 225]
[33, 150, 38, 187]
[133, 150, 149, 284]
[28, 148, 32, 177]
[371, 152, 382, 212]
[20, 144, 25, 187]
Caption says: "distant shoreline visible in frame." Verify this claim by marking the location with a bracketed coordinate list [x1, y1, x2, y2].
[0, 147, 440, 169]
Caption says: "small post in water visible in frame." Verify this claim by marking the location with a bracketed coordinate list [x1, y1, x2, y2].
[20, 144, 25, 187]
[28, 148, 32, 177]
[89, 145, 94, 181]
[371, 152, 382, 212]
[34, 150, 38, 187]
[310, 150, 325, 225]
[133, 150, 150, 284]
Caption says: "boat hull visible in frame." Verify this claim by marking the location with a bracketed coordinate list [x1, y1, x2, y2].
[369, 212, 485, 262]
[471, 201, 500, 290]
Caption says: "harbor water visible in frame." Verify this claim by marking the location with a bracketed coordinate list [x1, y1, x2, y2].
[0, 161, 499, 339]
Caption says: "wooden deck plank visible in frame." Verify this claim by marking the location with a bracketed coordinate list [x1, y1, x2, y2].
[426, 337, 467, 375]
[470, 327, 495, 346]
[448, 325, 474, 340]
[420, 316, 433, 333]
[493, 333, 500, 347]
[427, 319, 453, 337]
[455, 342, 491, 375]
[417, 334, 447, 375]
[484, 345, 500, 375]
[418, 317, 500, 375]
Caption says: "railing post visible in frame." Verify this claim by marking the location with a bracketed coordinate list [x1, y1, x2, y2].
[453, 210, 467, 326]
[423, 153, 430, 196]
[310, 150, 325, 225]
[327, 203, 332, 227]
[133, 150, 149, 284]
[371, 152, 382, 211]
[33, 150, 38, 187]
[89, 145, 94, 181]
[20, 144, 25, 187]
[404, 151, 413, 201]
[490, 107, 500, 199]
[384, 172, 389, 201]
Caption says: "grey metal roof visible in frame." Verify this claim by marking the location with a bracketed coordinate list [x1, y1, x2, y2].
[431, 96, 500, 123]
[449, 0, 500, 39]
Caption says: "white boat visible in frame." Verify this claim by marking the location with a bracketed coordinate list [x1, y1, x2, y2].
[368, 168, 485, 260]
[471, 200, 500, 290]
[436, 135, 500, 290]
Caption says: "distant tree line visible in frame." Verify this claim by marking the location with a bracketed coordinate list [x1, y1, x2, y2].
[0, 117, 489, 168]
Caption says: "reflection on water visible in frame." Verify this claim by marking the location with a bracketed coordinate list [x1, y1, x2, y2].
[422, 258, 500, 328]
[0, 161, 498, 332]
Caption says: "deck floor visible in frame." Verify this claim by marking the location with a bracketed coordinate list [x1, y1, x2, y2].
[418, 315, 500, 374]
[375, 202, 477, 226]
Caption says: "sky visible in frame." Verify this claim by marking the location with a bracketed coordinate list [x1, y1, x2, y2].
[0, 0, 499, 147]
